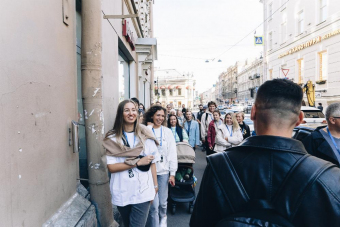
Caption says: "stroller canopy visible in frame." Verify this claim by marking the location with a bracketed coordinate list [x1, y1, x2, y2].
[176, 142, 195, 164]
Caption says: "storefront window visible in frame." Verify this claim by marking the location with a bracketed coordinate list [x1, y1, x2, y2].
[297, 59, 304, 84]
[162, 89, 166, 96]
[318, 51, 328, 81]
[118, 50, 130, 102]
[178, 89, 182, 96]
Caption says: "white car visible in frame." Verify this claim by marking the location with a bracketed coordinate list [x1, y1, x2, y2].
[231, 104, 244, 112]
[300, 106, 327, 126]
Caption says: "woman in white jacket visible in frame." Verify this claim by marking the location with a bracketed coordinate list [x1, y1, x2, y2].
[214, 112, 243, 152]
[143, 105, 177, 227]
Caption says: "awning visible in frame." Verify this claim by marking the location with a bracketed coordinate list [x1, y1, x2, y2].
[176, 85, 183, 89]
[154, 86, 158, 90]
[168, 85, 174, 89]
[160, 85, 166, 89]
[186, 85, 192, 89]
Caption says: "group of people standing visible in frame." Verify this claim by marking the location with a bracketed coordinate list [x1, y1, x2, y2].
[198, 101, 251, 156]
[103, 100, 201, 227]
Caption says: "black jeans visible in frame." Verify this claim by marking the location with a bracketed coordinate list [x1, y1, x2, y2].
[117, 201, 151, 227]
[205, 137, 214, 156]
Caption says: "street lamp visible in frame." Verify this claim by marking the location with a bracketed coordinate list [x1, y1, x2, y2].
[205, 58, 222, 63]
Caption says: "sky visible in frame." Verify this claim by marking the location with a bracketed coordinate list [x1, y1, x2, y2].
[153, 0, 264, 93]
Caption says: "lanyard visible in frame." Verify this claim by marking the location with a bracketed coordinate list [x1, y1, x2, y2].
[152, 126, 163, 146]
[327, 127, 340, 155]
[226, 125, 233, 137]
[123, 131, 136, 148]
[171, 127, 177, 140]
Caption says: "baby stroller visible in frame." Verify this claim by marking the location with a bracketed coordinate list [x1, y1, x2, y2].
[169, 142, 196, 214]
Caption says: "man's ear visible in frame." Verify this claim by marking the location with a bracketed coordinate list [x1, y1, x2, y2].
[251, 105, 256, 121]
[295, 111, 304, 126]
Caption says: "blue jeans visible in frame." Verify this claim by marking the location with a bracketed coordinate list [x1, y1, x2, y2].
[146, 174, 169, 227]
[117, 201, 151, 227]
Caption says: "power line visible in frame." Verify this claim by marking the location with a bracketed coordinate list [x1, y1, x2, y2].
[215, 0, 290, 58]
[158, 0, 290, 61]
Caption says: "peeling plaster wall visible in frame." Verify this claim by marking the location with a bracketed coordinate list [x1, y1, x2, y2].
[0, 0, 78, 226]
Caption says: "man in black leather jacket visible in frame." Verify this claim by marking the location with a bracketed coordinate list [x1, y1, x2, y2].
[190, 79, 340, 226]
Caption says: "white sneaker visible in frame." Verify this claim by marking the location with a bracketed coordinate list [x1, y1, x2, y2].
[160, 216, 167, 227]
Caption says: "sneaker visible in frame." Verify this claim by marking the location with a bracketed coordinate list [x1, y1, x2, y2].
[160, 216, 167, 227]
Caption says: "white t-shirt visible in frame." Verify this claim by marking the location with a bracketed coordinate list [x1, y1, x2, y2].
[106, 132, 159, 207]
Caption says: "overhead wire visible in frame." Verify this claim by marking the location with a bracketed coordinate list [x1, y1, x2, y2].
[157, 0, 290, 61]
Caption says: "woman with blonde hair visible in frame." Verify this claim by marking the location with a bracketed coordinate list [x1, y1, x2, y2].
[103, 100, 159, 227]
[214, 112, 243, 152]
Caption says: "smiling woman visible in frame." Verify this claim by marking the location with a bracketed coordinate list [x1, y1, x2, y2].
[142, 106, 178, 226]
[103, 100, 159, 227]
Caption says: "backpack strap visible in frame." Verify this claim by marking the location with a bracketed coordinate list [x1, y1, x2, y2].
[208, 151, 335, 218]
[207, 152, 249, 213]
[272, 154, 335, 220]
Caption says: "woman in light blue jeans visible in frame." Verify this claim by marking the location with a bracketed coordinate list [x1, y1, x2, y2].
[143, 106, 178, 227]
[104, 100, 159, 227]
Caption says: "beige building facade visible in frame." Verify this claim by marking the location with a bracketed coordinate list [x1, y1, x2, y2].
[262, 0, 340, 107]
[237, 58, 263, 104]
[155, 70, 196, 109]
[1, 0, 156, 226]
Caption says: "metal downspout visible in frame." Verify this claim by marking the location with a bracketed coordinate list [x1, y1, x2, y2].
[81, 0, 116, 226]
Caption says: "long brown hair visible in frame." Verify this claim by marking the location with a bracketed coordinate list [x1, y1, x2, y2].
[224, 112, 240, 132]
[105, 100, 144, 149]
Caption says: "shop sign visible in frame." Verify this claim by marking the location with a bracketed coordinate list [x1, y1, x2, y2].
[122, 20, 135, 51]
[278, 29, 340, 59]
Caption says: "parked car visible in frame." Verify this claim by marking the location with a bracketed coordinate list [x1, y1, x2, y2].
[300, 106, 327, 126]
[231, 104, 244, 112]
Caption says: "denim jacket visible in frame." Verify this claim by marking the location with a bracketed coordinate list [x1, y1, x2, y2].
[183, 120, 200, 148]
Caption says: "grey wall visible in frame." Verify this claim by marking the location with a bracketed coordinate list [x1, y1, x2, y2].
[0, 0, 79, 225]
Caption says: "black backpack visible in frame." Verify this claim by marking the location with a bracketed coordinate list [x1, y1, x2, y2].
[209, 152, 333, 227]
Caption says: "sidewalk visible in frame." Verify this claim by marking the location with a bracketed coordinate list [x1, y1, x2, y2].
[167, 147, 207, 227]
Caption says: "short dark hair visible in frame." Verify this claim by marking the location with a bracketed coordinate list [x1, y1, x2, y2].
[131, 97, 139, 106]
[255, 79, 303, 118]
[319, 103, 322, 105]
[208, 101, 217, 107]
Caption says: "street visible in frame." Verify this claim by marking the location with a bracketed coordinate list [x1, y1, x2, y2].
[167, 147, 206, 227]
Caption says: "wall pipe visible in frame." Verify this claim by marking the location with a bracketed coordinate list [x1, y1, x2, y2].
[81, 0, 116, 226]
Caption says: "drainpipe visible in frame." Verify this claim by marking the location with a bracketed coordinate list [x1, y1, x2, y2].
[81, 0, 116, 226]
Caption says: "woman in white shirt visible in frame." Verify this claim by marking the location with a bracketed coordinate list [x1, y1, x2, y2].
[103, 100, 159, 227]
[143, 105, 178, 227]
[214, 112, 243, 152]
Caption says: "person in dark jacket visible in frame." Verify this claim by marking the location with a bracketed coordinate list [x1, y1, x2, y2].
[236, 111, 251, 139]
[190, 79, 340, 227]
[302, 102, 340, 167]
[317, 102, 323, 112]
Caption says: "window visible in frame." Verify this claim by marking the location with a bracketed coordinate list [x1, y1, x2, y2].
[178, 88, 182, 96]
[320, 0, 327, 22]
[169, 89, 173, 96]
[281, 10, 287, 42]
[297, 11, 304, 34]
[318, 51, 328, 81]
[269, 69, 273, 79]
[162, 89, 165, 96]
[297, 59, 304, 84]
[268, 3, 273, 21]
[269, 32, 273, 50]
